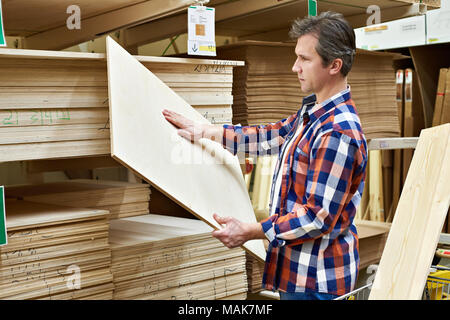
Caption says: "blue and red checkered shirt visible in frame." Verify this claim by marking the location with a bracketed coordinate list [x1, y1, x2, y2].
[222, 87, 367, 296]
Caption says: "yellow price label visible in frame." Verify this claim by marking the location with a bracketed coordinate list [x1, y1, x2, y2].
[200, 45, 216, 52]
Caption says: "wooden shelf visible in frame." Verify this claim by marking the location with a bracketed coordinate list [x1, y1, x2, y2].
[3, 1, 440, 50]
[368, 137, 419, 150]
[124, 0, 440, 47]
[3, 0, 195, 50]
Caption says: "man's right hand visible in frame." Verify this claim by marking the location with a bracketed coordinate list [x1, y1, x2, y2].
[162, 109, 223, 143]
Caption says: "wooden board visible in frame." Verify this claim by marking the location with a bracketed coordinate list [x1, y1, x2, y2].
[432, 68, 448, 127]
[4, 200, 108, 230]
[369, 150, 384, 222]
[105, 37, 265, 262]
[441, 68, 450, 125]
[6, 179, 150, 220]
[369, 123, 450, 300]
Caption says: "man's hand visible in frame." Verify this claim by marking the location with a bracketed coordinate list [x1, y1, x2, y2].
[212, 213, 265, 248]
[162, 109, 223, 142]
[162, 109, 205, 142]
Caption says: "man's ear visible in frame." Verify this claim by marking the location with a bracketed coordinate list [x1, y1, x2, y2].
[329, 58, 343, 76]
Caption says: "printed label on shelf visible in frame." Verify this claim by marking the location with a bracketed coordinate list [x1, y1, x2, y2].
[187, 6, 216, 56]
[308, 0, 317, 17]
[0, 186, 7, 246]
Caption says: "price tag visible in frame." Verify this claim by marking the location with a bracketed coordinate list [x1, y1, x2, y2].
[0, 186, 7, 246]
[0, 1, 6, 47]
[187, 5, 216, 56]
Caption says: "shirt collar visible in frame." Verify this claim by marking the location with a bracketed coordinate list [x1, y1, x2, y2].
[300, 85, 351, 124]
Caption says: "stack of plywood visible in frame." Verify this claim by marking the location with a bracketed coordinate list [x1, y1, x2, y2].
[349, 51, 400, 139]
[216, 41, 400, 139]
[6, 179, 150, 219]
[109, 214, 248, 300]
[141, 58, 235, 125]
[0, 51, 110, 162]
[216, 41, 304, 126]
[0, 200, 113, 300]
[355, 220, 391, 269]
[0, 49, 242, 162]
[245, 253, 265, 293]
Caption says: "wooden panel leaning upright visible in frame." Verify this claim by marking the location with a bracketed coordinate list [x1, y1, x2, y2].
[369, 123, 450, 300]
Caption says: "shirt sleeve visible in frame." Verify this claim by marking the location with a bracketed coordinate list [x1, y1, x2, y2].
[222, 112, 298, 156]
[260, 130, 366, 248]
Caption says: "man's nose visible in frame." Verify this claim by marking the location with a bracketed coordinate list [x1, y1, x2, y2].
[292, 59, 301, 73]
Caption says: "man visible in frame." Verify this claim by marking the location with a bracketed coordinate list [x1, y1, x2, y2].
[163, 11, 367, 300]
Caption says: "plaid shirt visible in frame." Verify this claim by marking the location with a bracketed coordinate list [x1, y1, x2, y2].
[222, 88, 367, 296]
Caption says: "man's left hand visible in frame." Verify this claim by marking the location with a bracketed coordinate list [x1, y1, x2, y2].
[211, 213, 264, 248]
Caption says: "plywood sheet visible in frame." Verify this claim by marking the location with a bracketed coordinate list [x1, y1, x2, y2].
[369, 123, 450, 300]
[4, 200, 108, 230]
[105, 37, 265, 262]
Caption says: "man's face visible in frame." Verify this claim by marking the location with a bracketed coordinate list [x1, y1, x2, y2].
[292, 34, 330, 94]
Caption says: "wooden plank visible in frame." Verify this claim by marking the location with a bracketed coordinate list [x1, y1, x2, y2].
[403, 68, 415, 185]
[369, 123, 450, 300]
[396, 69, 405, 134]
[389, 149, 402, 223]
[367, 137, 418, 150]
[441, 68, 450, 125]
[369, 150, 384, 222]
[0, 139, 110, 162]
[4, 200, 108, 230]
[381, 150, 393, 221]
[6, 180, 150, 220]
[432, 68, 448, 126]
[105, 37, 265, 262]
[0, 124, 109, 144]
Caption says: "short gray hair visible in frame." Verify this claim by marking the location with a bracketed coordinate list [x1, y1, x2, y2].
[289, 11, 356, 76]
